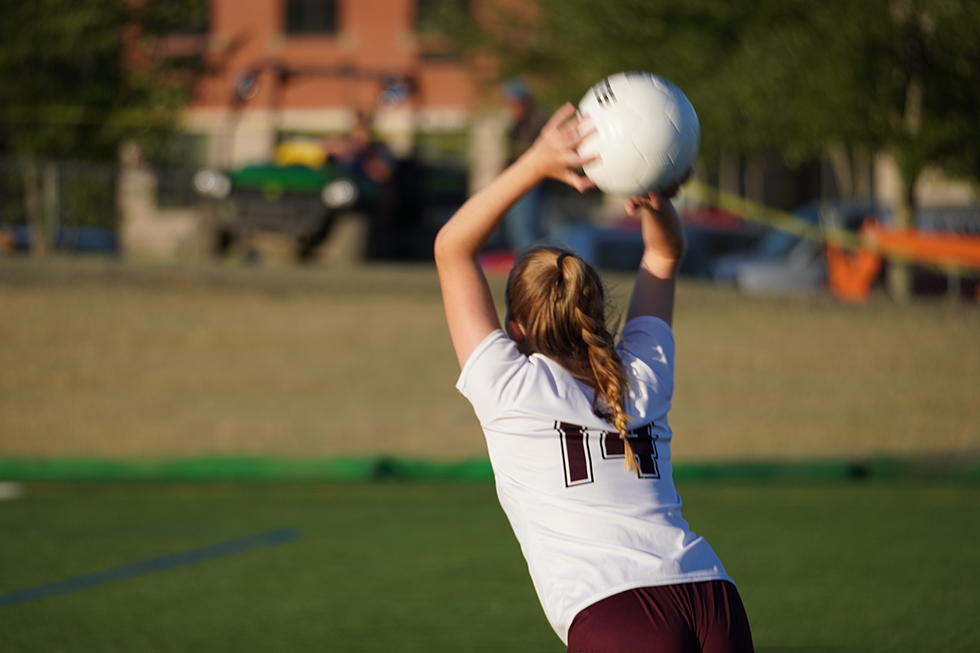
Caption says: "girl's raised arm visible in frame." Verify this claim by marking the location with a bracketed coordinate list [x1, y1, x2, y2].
[434, 103, 595, 368]
[624, 187, 687, 326]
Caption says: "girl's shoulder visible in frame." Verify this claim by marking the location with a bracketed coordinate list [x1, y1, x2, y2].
[619, 316, 674, 365]
[456, 330, 599, 423]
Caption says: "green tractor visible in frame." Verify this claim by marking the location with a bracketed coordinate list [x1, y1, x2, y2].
[194, 146, 374, 261]
[195, 137, 467, 262]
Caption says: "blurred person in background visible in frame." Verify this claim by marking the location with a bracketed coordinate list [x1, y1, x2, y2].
[502, 79, 550, 252]
[323, 112, 414, 259]
[323, 112, 395, 186]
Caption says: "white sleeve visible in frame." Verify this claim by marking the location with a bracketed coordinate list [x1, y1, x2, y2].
[455, 330, 530, 424]
[618, 316, 675, 391]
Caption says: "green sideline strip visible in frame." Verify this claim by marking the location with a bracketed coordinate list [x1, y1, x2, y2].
[0, 456, 978, 483]
[0, 457, 492, 483]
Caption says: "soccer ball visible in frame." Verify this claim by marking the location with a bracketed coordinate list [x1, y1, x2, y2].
[577, 72, 699, 195]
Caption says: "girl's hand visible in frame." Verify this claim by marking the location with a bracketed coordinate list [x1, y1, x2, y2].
[625, 167, 691, 211]
[523, 102, 597, 193]
[626, 191, 685, 263]
[624, 166, 691, 261]
[625, 192, 673, 217]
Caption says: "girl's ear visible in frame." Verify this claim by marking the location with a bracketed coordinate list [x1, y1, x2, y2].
[507, 320, 526, 343]
[507, 320, 533, 356]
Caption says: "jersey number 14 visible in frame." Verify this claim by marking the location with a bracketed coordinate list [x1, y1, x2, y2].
[556, 421, 661, 487]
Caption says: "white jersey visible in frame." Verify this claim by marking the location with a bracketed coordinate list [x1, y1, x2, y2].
[456, 316, 731, 644]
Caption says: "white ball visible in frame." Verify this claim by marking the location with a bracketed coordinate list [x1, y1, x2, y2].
[578, 72, 699, 195]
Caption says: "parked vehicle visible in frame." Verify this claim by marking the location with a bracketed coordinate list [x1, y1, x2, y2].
[195, 141, 467, 262]
[553, 203, 762, 273]
[678, 204, 765, 277]
[194, 150, 369, 261]
[0, 223, 118, 255]
[712, 201, 886, 295]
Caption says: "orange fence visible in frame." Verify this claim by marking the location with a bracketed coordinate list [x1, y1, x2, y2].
[828, 220, 980, 302]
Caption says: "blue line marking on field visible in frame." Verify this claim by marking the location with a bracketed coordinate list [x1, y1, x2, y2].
[0, 528, 300, 607]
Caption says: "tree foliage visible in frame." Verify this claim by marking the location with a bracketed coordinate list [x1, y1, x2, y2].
[0, 0, 206, 161]
[448, 0, 980, 189]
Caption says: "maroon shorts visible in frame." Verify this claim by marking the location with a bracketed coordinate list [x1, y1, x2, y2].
[566, 580, 754, 653]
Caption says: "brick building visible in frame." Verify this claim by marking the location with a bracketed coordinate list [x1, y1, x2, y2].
[184, 0, 482, 167]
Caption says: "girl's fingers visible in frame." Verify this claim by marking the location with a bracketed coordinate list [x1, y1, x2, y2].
[625, 192, 667, 213]
[542, 104, 592, 149]
[569, 124, 597, 147]
[563, 171, 595, 193]
[535, 102, 602, 191]
[565, 152, 600, 168]
[565, 114, 592, 134]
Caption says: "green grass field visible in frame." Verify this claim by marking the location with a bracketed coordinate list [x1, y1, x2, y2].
[0, 257, 978, 462]
[1, 480, 979, 652]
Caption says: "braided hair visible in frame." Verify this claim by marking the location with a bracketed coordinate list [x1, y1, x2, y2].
[506, 246, 637, 472]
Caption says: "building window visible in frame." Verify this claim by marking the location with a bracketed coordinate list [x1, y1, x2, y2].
[285, 0, 338, 35]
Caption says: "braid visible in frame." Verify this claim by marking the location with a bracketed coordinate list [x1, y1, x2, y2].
[574, 305, 637, 473]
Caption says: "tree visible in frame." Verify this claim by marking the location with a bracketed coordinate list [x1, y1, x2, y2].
[819, 0, 980, 298]
[442, 0, 838, 164]
[0, 0, 205, 253]
[446, 0, 980, 298]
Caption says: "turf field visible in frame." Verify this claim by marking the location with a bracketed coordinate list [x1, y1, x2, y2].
[1, 480, 979, 652]
[1, 257, 978, 462]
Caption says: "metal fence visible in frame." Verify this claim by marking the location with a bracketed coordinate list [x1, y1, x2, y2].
[0, 156, 118, 252]
[0, 156, 201, 254]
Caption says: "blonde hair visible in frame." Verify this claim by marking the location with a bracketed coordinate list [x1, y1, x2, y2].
[506, 246, 637, 472]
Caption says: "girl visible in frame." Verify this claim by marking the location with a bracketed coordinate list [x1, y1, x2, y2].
[434, 103, 754, 653]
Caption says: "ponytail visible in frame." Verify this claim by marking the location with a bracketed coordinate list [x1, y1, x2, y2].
[575, 305, 636, 472]
[507, 247, 638, 473]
